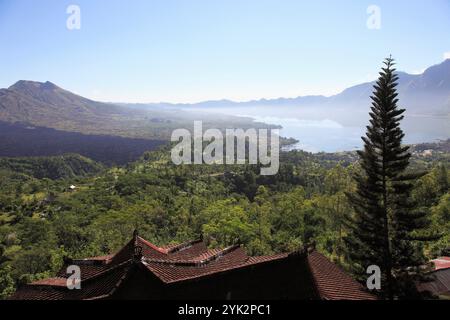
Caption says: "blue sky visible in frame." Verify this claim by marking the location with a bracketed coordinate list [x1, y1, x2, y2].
[0, 0, 449, 103]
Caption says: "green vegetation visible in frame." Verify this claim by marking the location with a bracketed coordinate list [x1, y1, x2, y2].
[0, 154, 104, 180]
[345, 58, 438, 299]
[0, 143, 448, 299]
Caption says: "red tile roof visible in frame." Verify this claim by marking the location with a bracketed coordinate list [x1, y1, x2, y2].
[417, 267, 450, 298]
[29, 278, 67, 287]
[143, 246, 282, 283]
[9, 234, 376, 300]
[431, 257, 450, 271]
[307, 251, 377, 300]
[11, 261, 131, 300]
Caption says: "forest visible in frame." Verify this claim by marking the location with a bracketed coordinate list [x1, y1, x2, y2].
[0, 140, 448, 299]
[0, 121, 166, 165]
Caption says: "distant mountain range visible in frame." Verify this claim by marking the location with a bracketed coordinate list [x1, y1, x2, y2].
[0, 80, 269, 141]
[0, 59, 448, 142]
[139, 59, 450, 116]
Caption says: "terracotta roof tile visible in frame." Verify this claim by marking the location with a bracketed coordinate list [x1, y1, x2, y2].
[10, 236, 375, 300]
[82, 254, 114, 262]
[143, 246, 250, 283]
[417, 267, 450, 297]
[307, 251, 377, 300]
[431, 257, 450, 271]
[29, 277, 68, 287]
[56, 263, 110, 280]
[9, 261, 131, 300]
[142, 247, 290, 283]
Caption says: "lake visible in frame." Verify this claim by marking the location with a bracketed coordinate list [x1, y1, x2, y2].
[183, 106, 450, 153]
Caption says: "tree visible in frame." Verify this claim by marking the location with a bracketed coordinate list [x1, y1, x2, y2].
[345, 57, 436, 299]
[248, 186, 272, 255]
[412, 164, 449, 208]
[428, 193, 450, 256]
[200, 199, 254, 248]
[0, 265, 15, 299]
[271, 187, 324, 252]
[322, 164, 353, 263]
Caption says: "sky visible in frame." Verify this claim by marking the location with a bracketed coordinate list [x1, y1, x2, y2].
[0, 0, 449, 103]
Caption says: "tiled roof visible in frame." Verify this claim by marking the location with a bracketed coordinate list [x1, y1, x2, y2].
[143, 247, 284, 283]
[9, 234, 376, 300]
[29, 277, 68, 287]
[80, 254, 114, 262]
[417, 267, 450, 298]
[10, 261, 131, 300]
[431, 257, 450, 271]
[307, 251, 377, 300]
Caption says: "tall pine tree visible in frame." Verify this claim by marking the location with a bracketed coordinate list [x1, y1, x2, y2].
[345, 57, 436, 300]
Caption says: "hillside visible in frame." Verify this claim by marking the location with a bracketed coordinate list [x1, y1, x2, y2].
[0, 154, 104, 180]
[0, 81, 277, 164]
[0, 81, 131, 135]
[0, 121, 166, 166]
[0, 144, 447, 299]
[0, 81, 274, 140]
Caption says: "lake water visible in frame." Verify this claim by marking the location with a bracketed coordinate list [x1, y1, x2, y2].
[244, 116, 365, 152]
[184, 106, 450, 153]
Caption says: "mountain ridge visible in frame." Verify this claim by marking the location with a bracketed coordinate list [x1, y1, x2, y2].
[3, 59, 450, 114]
[0, 79, 276, 141]
[131, 59, 450, 115]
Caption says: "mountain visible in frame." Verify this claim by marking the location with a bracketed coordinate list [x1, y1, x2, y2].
[0, 80, 135, 136]
[0, 59, 448, 147]
[145, 59, 450, 116]
[7, 80, 126, 115]
[327, 60, 450, 115]
[0, 80, 274, 140]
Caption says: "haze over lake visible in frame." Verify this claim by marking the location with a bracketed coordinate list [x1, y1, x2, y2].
[183, 105, 450, 153]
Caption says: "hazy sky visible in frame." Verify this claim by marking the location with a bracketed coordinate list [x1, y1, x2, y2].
[0, 0, 449, 103]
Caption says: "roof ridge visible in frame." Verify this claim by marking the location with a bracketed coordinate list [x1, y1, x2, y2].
[32, 260, 133, 289]
[144, 245, 241, 266]
[28, 277, 68, 288]
[80, 259, 132, 284]
[429, 266, 450, 273]
[83, 262, 134, 301]
[143, 248, 291, 284]
[165, 239, 203, 254]
[137, 236, 169, 254]
[247, 252, 290, 262]
[69, 255, 114, 265]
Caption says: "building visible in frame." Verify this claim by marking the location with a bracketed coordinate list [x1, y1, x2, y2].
[431, 257, 450, 271]
[417, 257, 450, 299]
[10, 231, 376, 300]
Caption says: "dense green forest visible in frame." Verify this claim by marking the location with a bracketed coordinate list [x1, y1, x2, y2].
[0, 140, 448, 299]
[0, 154, 103, 180]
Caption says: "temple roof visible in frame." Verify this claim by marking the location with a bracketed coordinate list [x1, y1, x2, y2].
[9, 232, 376, 300]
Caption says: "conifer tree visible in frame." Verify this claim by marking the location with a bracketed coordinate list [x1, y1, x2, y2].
[345, 57, 436, 299]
